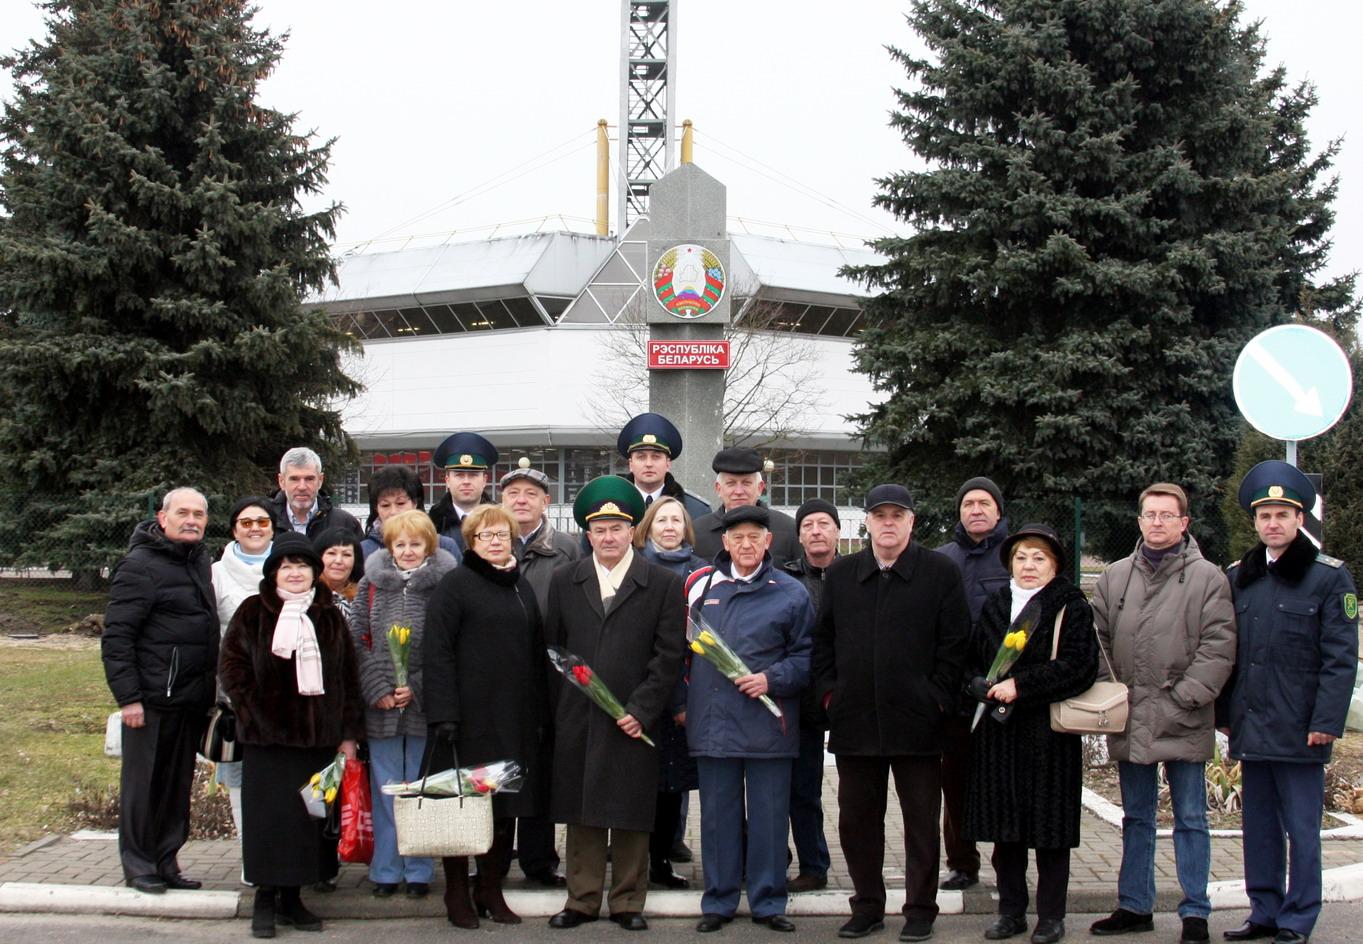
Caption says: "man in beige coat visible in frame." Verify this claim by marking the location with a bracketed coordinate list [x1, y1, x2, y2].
[1089, 483, 1236, 944]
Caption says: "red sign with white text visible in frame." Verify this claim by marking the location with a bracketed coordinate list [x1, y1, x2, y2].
[647, 339, 730, 370]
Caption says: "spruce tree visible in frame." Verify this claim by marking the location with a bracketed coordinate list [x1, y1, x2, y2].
[0, 0, 359, 572]
[848, 0, 1356, 564]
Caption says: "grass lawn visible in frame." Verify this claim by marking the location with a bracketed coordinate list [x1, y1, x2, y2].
[0, 640, 119, 853]
[0, 581, 107, 635]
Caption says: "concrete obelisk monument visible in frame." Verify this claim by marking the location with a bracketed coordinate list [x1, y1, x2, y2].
[644, 164, 730, 491]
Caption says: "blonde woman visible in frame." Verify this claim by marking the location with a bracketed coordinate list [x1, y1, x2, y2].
[350, 510, 458, 898]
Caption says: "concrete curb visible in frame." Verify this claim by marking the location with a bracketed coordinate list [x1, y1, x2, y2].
[0, 882, 240, 918]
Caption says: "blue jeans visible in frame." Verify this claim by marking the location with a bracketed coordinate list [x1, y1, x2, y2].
[368, 735, 434, 885]
[697, 756, 792, 919]
[1117, 760, 1210, 918]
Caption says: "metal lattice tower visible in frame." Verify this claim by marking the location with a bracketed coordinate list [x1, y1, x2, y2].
[619, 0, 676, 229]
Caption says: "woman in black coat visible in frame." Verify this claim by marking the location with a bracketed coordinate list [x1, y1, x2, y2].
[633, 496, 707, 888]
[422, 505, 549, 930]
[964, 524, 1098, 944]
[219, 533, 365, 939]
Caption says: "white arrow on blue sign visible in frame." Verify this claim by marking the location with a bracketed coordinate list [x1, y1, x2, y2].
[1232, 324, 1353, 442]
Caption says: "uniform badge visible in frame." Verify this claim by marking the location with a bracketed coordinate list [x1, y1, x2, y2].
[1268, 485, 1284, 498]
[459, 454, 472, 466]
[642, 434, 657, 444]
[1345, 593, 1358, 620]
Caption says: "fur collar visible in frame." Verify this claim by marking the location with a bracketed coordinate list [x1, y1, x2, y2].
[364, 548, 459, 591]
[1235, 532, 1317, 588]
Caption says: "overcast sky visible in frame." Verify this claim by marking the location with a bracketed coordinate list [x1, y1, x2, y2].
[2, 1, 1358, 284]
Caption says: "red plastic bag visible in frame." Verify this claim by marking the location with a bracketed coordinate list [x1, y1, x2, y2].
[337, 758, 374, 864]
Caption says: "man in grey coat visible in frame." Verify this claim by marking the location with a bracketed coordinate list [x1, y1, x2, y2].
[1089, 483, 1235, 944]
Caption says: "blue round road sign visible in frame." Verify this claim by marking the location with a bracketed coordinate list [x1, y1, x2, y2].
[1232, 324, 1352, 442]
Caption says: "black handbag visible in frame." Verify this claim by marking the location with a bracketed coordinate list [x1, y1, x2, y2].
[200, 702, 238, 763]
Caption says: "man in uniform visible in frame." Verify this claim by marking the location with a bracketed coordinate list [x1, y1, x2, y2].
[545, 476, 686, 932]
[693, 447, 799, 566]
[617, 412, 710, 520]
[1217, 461, 1357, 944]
[499, 457, 578, 887]
[933, 476, 1010, 891]
[428, 431, 497, 552]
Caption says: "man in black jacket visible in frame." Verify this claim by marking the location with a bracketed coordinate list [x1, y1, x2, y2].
[101, 488, 219, 894]
[932, 476, 1010, 892]
[812, 485, 970, 942]
[266, 446, 362, 540]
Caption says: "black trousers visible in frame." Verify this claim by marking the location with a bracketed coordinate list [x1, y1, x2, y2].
[514, 814, 561, 874]
[118, 706, 202, 881]
[992, 841, 1071, 921]
[649, 791, 685, 868]
[836, 754, 941, 922]
[940, 715, 979, 873]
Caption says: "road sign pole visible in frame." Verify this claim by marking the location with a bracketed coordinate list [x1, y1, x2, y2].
[1286, 440, 1297, 467]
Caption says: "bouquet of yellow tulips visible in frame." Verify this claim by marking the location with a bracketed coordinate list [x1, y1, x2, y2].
[387, 624, 413, 688]
[299, 751, 347, 819]
[687, 613, 782, 718]
[969, 612, 1037, 731]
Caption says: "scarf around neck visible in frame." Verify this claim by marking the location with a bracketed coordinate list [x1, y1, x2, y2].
[271, 587, 324, 696]
[1009, 580, 1044, 624]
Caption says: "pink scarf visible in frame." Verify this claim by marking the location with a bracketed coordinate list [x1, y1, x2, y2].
[271, 587, 324, 696]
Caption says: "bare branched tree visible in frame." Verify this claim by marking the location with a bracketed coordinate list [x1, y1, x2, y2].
[585, 288, 825, 447]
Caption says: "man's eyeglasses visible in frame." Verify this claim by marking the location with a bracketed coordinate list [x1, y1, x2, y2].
[236, 517, 273, 529]
[726, 534, 768, 547]
[475, 529, 512, 542]
[1137, 512, 1184, 523]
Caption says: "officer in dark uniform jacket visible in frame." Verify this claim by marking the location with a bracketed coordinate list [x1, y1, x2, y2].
[1216, 461, 1358, 944]
[427, 432, 498, 552]
[617, 412, 711, 521]
[693, 447, 799, 566]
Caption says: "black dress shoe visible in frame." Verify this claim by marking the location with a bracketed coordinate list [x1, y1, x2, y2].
[1031, 918, 1065, 944]
[371, 882, 399, 897]
[611, 912, 648, 931]
[985, 915, 1030, 940]
[128, 875, 167, 894]
[526, 867, 568, 888]
[405, 882, 429, 898]
[162, 874, 202, 890]
[901, 916, 934, 942]
[649, 862, 690, 888]
[669, 839, 693, 863]
[754, 914, 797, 932]
[1090, 909, 1154, 936]
[548, 909, 599, 929]
[788, 872, 828, 893]
[697, 914, 733, 933]
[1272, 932, 1307, 944]
[939, 869, 979, 891]
[838, 913, 886, 939]
[1224, 922, 1278, 941]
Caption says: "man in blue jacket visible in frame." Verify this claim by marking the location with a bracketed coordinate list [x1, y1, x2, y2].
[686, 505, 814, 934]
[1217, 461, 1357, 944]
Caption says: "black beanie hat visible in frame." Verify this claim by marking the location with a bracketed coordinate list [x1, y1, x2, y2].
[955, 476, 1004, 513]
[795, 498, 840, 531]
[262, 532, 324, 587]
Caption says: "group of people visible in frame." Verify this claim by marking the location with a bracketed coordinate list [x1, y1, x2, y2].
[100, 410, 1356, 944]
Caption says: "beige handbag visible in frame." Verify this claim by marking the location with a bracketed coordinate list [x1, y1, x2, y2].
[392, 752, 494, 857]
[1047, 607, 1129, 735]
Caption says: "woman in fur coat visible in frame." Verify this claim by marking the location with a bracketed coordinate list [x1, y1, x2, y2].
[219, 532, 364, 938]
[965, 524, 1098, 944]
[348, 510, 458, 899]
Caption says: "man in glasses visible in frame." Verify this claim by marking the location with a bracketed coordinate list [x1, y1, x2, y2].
[687, 505, 814, 934]
[1089, 483, 1235, 944]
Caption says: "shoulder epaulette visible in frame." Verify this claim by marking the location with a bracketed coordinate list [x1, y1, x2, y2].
[1316, 552, 1344, 569]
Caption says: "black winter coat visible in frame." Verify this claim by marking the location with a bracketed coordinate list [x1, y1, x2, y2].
[102, 521, 219, 712]
[782, 553, 837, 731]
[935, 519, 1011, 623]
[545, 551, 686, 831]
[693, 503, 800, 567]
[219, 583, 366, 748]
[812, 543, 970, 756]
[964, 578, 1098, 849]
[422, 549, 550, 818]
[266, 488, 362, 542]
